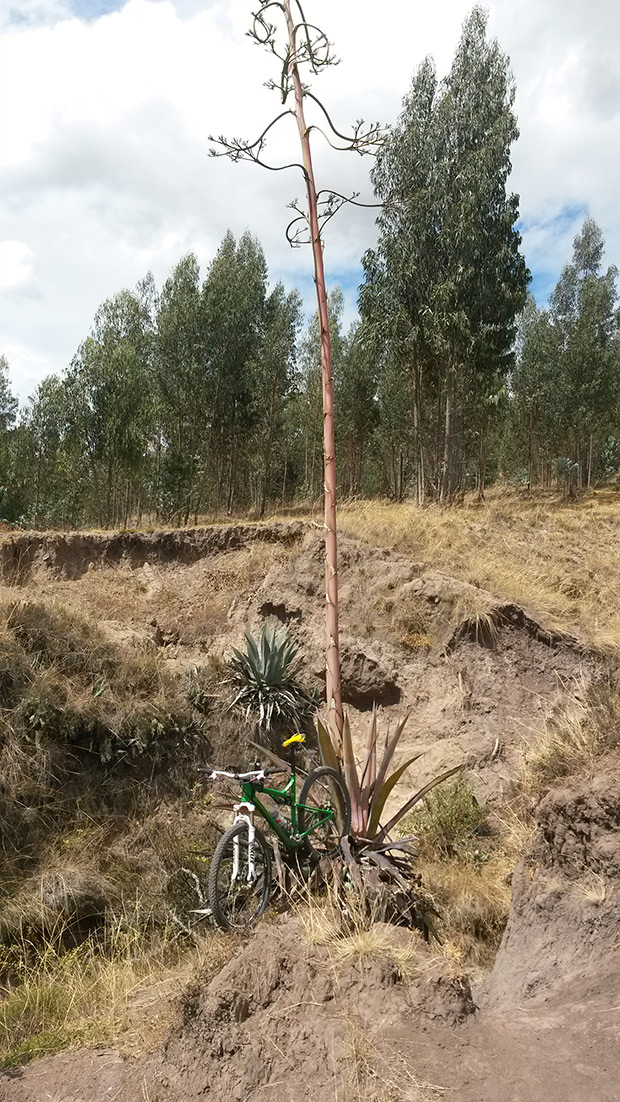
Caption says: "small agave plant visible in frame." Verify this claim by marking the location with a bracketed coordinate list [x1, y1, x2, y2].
[316, 709, 463, 847]
[227, 623, 318, 732]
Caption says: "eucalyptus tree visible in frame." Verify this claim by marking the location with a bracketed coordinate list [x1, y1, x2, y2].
[210, 1, 383, 740]
[155, 252, 206, 522]
[0, 355, 18, 432]
[509, 296, 560, 487]
[360, 56, 438, 503]
[201, 230, 269, 514]
[0, 355, 20, 520]
[253, 281, 302, 516]
[336, 322, 379, 496]
[549, 217, 620, 485]
[66, 287, 153, 527]
[17, 375, 74, 526]
[362, 7, 528, 501]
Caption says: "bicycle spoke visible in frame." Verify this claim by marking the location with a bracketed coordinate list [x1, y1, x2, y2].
[209, 823, 272, 929]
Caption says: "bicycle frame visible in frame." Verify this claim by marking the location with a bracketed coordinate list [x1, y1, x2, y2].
[236, 773, 336, 855]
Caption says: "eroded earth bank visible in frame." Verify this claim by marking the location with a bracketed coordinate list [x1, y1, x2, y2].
[0, 522, 618, 1101]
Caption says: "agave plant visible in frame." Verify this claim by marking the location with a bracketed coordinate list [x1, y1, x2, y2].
[227, 624, 318, 732]
[316, 709, 463, 847]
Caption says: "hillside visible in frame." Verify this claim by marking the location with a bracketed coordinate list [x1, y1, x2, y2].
[0, 491, 618, 1099]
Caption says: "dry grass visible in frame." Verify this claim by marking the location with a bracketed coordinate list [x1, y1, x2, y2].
[576, 870, 609, 907]
[0, 915, 233, 1067]
[523, 681, 620, 794]
[403, 780, 534, 967]
[298, 889, 422, 981]
[417, 854, 512, 967]
[334, 489, 620, 650]
[342, 1016, 445, 1102]
[0, 802, 229, 1068]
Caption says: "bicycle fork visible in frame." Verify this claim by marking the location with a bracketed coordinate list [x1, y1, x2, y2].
[232, 802, 256, 883]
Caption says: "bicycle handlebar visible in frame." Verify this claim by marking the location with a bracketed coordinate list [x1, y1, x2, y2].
[200, 766, 286, 782]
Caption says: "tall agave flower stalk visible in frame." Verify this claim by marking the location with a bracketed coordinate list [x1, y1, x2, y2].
[282, 0, 342, 744]
[209, 2, 383, 745]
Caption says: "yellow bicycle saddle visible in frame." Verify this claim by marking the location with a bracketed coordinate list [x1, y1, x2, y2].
[282, 733, 306, 748]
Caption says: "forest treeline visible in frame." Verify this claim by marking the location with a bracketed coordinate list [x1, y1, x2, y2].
[1, 8, 619, 529]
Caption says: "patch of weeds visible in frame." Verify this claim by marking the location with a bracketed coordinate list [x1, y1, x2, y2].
[399, 780, 529, 966]
[406, 777, 488, 859]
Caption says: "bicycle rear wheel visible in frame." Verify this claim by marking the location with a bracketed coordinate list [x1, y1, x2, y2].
[298, 766, 351, 859]
[208, 821, 272, 930]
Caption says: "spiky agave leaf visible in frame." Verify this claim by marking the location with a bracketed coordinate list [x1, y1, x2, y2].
[358, 707, 378, 822]
[372, 712, 410, 806]
[316, 716, 340, 771]
[375, 763, 465, 843]
[366, 753, 423, 840]
[342, 712, 364, 833]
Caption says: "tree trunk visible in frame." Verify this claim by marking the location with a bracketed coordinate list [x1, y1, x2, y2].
[439, 380, 452, 504]
[412, 358, 424, 505]
[478, 430, 486, 501]
[281, 450, 288, 508]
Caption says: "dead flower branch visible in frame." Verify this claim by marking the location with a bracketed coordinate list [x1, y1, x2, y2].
[209, 0, 385, 742]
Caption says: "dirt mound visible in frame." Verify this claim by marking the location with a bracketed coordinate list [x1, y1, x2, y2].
[150, 919, 430, 1102]
[489, 749, 620, 1006]
[0, 918, 472, 1102]
[231, 533, 607, 804]
[0, 523, 305, 584]
[5, 904, 620, 1102]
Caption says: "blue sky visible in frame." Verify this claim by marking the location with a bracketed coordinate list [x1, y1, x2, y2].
[71, 0, 124, 17]
[1, 0, 619, 400]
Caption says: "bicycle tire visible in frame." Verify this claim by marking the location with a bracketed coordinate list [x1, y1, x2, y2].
[297, 766, 351, 859]
[208, 821, 272, 930]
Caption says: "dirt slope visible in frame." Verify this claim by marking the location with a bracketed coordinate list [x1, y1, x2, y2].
[232, 533, 607, 804]
[0, 523, 304, 584]
[4, 889, 619, 1102]
[4, 755, 619, 1101]
[1, 524, 619, 1100]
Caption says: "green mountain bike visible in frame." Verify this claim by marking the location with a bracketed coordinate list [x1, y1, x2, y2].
[206, 734, 351, 930]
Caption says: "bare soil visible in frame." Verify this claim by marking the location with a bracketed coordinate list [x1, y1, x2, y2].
[1, 522, 619, 1101]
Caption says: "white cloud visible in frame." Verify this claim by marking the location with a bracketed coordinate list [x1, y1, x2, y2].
[0, 241, 35, 290]
[1, 0, 620, 401]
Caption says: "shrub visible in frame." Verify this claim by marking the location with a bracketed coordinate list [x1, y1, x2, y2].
[407, 777, 488, 858]
[227, 624, 318, 732]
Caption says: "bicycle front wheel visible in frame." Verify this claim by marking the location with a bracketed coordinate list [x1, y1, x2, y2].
[298, 766, 351, 859]
[208, 822, 272, 930]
